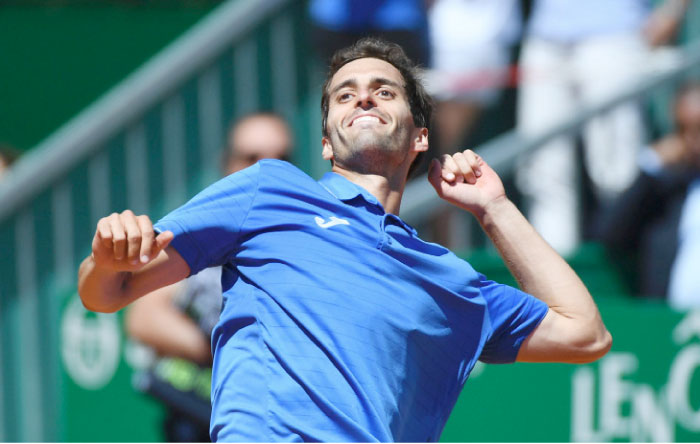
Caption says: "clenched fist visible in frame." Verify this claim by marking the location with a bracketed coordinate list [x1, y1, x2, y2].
[428, 149, 506, 218]
[91, 210, 174, 272]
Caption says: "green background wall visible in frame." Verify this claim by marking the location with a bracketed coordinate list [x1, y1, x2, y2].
[0, 1, 220, 152]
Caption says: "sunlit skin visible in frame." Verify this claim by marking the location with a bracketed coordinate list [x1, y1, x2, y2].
[322, 58, 428, 210]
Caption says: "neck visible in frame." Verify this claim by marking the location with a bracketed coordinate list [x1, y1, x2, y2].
[330, 165, 408, 214]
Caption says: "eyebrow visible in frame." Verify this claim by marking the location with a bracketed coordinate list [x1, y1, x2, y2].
[330, 76, 403, 97]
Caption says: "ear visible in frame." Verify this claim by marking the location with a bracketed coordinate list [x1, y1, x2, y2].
[322, 137, 334, 161]
[412, 128, 429, 153]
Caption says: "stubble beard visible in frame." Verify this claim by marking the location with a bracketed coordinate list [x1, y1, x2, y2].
[331, 125, 410, 175]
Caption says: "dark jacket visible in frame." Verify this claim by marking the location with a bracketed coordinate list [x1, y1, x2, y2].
[595, 169, 698, 298]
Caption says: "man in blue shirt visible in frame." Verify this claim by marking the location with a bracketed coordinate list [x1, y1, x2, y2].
[78, 38, 612, 442]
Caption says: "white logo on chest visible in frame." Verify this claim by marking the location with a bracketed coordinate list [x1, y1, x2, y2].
[315, 215, 350, 229]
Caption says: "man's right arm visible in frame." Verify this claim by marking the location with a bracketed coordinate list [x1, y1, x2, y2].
[78, 210, 190, 313]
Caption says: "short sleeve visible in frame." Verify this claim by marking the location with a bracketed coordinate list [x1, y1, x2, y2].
[154, 163, 260, 276]
[477, 276, 548, 364]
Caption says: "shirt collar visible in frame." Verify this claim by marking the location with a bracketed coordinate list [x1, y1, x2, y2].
[319, 172, 381, 207]
[318, 172, 418, 235]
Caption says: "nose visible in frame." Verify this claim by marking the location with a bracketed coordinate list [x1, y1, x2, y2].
[356, 88, 376, 110]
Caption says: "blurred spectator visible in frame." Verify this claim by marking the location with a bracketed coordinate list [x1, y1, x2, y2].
[125, 112, 294, 442]
[0, 144, 20, 181]
[422, 0, 521, 250]
[222, 112, 293, 173]
[516, 0, 689, 255]
[308, 0, 429, 67]
[596, 81, 700, 309]
[425, 0, 522, 155]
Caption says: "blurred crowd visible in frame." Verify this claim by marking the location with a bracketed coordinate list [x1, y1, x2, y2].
[309, 0, 697, 309]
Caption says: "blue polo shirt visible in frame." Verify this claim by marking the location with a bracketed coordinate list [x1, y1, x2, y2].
[154, 160, 548, 442]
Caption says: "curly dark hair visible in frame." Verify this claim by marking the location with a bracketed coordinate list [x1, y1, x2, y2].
[321, 37, 433, 178]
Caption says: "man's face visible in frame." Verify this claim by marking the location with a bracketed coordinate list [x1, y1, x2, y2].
[676, 90, 700, 165]
[322, 57, 421, 173]
[226, 116, 292, 175]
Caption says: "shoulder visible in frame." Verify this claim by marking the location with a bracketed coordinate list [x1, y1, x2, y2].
[257, 159, 308, 176]
[255, 159, 323, 192]
[214, 160, 312, 194]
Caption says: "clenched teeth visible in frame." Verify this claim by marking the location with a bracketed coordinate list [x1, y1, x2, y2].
[353, 116, 381, 125]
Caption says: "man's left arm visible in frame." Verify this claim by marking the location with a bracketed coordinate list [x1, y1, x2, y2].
[428, 150, 612, 364]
